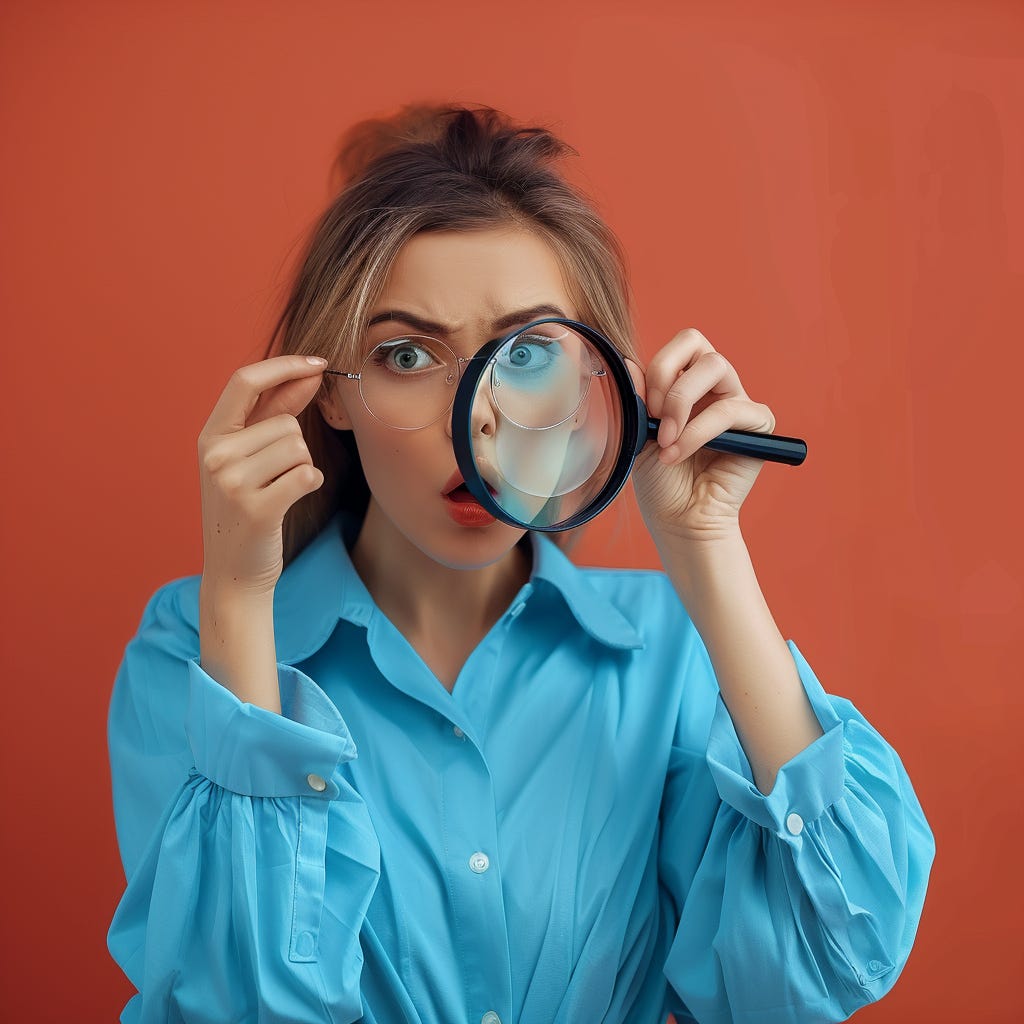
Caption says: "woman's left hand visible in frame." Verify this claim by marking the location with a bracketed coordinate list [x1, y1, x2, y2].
[626, 328, 777, 544]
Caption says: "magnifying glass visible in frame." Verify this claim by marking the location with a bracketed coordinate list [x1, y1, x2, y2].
[451, 318, 807, 532]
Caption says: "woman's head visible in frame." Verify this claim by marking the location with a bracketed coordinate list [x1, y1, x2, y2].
[265, 103, 640, 567]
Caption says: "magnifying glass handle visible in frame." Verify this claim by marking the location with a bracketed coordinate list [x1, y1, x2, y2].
[643, 416, 807, 466]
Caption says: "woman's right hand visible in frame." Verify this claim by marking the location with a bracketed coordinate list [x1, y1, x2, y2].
[198, 355, 330, 598]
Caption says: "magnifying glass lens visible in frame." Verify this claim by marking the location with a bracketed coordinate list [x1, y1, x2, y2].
[490, 324, 594, 428]
[470, 325, 624, 528]
[455, 317, 807, 532]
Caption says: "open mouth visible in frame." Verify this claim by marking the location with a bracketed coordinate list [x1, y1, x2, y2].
[442, 468, 499, 501]
[441, 471, 500, 527]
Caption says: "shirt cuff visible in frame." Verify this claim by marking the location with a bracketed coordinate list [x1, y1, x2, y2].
[705, 639, 846, 835]
[185, 657, 357, 798]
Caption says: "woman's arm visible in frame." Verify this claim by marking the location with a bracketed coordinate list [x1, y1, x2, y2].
[654, 527, 823, 794]
[108, 580, 380, 1023]
[655, 603, 935, 1023]
[199, 580, 281, 713]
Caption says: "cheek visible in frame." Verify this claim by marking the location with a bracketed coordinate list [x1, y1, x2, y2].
[351, 422, 437, 496]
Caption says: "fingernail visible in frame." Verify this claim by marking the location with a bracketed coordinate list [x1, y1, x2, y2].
[658, 418, 676, 447]
[306, 356, 327, 366]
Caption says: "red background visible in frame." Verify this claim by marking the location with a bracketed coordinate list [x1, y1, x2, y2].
[2, 1, 1021, 1019]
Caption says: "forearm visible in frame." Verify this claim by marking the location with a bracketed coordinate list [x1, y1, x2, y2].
[199, 581, 282, 714]
[655, 528, 823, 794]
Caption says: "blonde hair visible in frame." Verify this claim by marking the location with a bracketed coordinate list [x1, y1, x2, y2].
[262, 103, 639, 567]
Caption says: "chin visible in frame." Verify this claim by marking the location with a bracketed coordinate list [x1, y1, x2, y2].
[401, 516, 524, 573]
[421, 525, 527, 571]
[362, 490, 528, 571]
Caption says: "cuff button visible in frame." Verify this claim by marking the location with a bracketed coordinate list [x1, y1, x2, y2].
[785, 812, 804, 835]
[306, 772, 327, 792]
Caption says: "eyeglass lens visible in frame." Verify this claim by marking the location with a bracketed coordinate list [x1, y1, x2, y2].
[357, 335, 461, 429]
[356, 325, 600, 431]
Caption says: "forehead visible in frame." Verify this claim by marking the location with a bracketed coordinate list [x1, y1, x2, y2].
[373, 227, 577, 331]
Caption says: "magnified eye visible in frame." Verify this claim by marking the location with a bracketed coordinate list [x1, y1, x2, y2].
[496, 334, 558, 374]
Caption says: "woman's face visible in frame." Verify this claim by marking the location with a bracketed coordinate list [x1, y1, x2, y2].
[318, 225, 581, 570]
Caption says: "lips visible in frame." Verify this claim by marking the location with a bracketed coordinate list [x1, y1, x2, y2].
[441, 469, 498, 498]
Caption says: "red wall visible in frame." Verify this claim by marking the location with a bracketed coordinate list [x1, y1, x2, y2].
[3, 1, 1021, 1019]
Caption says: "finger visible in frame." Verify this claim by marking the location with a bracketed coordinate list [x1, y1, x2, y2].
[246, 371, 329, 430]
[657, 351, 744, 448]
[205, 355, 328, 437]
[214, 412, 306, 462]
[645, 328, 715, 418]
[246, 431, 316, 490]
[659, 399, 775, 464]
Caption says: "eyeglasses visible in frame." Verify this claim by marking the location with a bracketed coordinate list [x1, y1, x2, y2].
[323, 322, 603, 430]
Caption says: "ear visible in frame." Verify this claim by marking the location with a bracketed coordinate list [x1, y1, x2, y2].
[316, 387, 354, 431]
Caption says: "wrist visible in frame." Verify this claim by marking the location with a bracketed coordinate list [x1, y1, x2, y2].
[200, 573, 277, 607]
[652, 527, 750, 608]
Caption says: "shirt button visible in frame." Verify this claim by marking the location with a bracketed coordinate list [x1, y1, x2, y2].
[306, 773, 327, 792]
[481, 1013, 502, 1024]
[453, 725, 465, 738]
[469, 851, 490, 873]
[785, 812, 804, 835]
[509, 602, 525, 619]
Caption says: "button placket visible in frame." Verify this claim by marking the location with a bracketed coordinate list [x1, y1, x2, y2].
[441, 748, 511, 1018]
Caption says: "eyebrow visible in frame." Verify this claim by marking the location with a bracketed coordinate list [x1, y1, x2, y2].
[365, 304, 570, 337]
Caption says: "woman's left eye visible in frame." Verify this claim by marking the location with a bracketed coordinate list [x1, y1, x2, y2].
[498, 335, 556, 372]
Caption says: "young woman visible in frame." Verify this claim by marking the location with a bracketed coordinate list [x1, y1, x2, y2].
[107, 105, 934, 1023]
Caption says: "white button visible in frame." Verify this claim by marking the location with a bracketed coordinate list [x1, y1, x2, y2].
[306, 773, 327, 792]
[785, 812, 804, 835]
[469, 851, 490, 873]
[481, 1012, 502, 1024]
[453, 725, 465, 738]
[509, 602, 525, 619]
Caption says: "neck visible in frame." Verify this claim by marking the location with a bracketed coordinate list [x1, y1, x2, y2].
[350, 499, 532, 642]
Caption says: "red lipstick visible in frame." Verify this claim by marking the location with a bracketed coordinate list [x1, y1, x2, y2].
[441, 470, 497, 527]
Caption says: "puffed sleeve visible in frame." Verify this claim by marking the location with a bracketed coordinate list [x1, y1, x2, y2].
[657, 631, 935, 1024]
[107, 581, 381, 1024]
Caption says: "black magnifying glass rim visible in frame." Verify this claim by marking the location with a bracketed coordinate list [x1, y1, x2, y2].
[452, 317, 644, 533]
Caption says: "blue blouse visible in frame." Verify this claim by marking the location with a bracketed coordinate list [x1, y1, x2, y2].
[107, 510, 934, 1023]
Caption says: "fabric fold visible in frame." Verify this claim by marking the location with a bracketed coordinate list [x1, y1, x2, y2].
[186, 658, 357, 798]
[660, 639, 935, 1024]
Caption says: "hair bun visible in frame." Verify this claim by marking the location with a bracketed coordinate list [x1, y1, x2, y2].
[329, 103, 571, 194]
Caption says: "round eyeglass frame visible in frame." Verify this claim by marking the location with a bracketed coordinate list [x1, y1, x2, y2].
[323, 334, 476, 430]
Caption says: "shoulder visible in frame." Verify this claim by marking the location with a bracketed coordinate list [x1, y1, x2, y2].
[109, 573, 203, 749]
[575, 564, 694, 636]
[130, 572, 203, 662]
[568, 563, 720, 741]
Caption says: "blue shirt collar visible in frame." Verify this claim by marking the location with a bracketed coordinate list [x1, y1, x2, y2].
[270, 510, 643, 664]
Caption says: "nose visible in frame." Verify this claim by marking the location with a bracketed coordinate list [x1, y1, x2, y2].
[445, 379, 498, 440]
